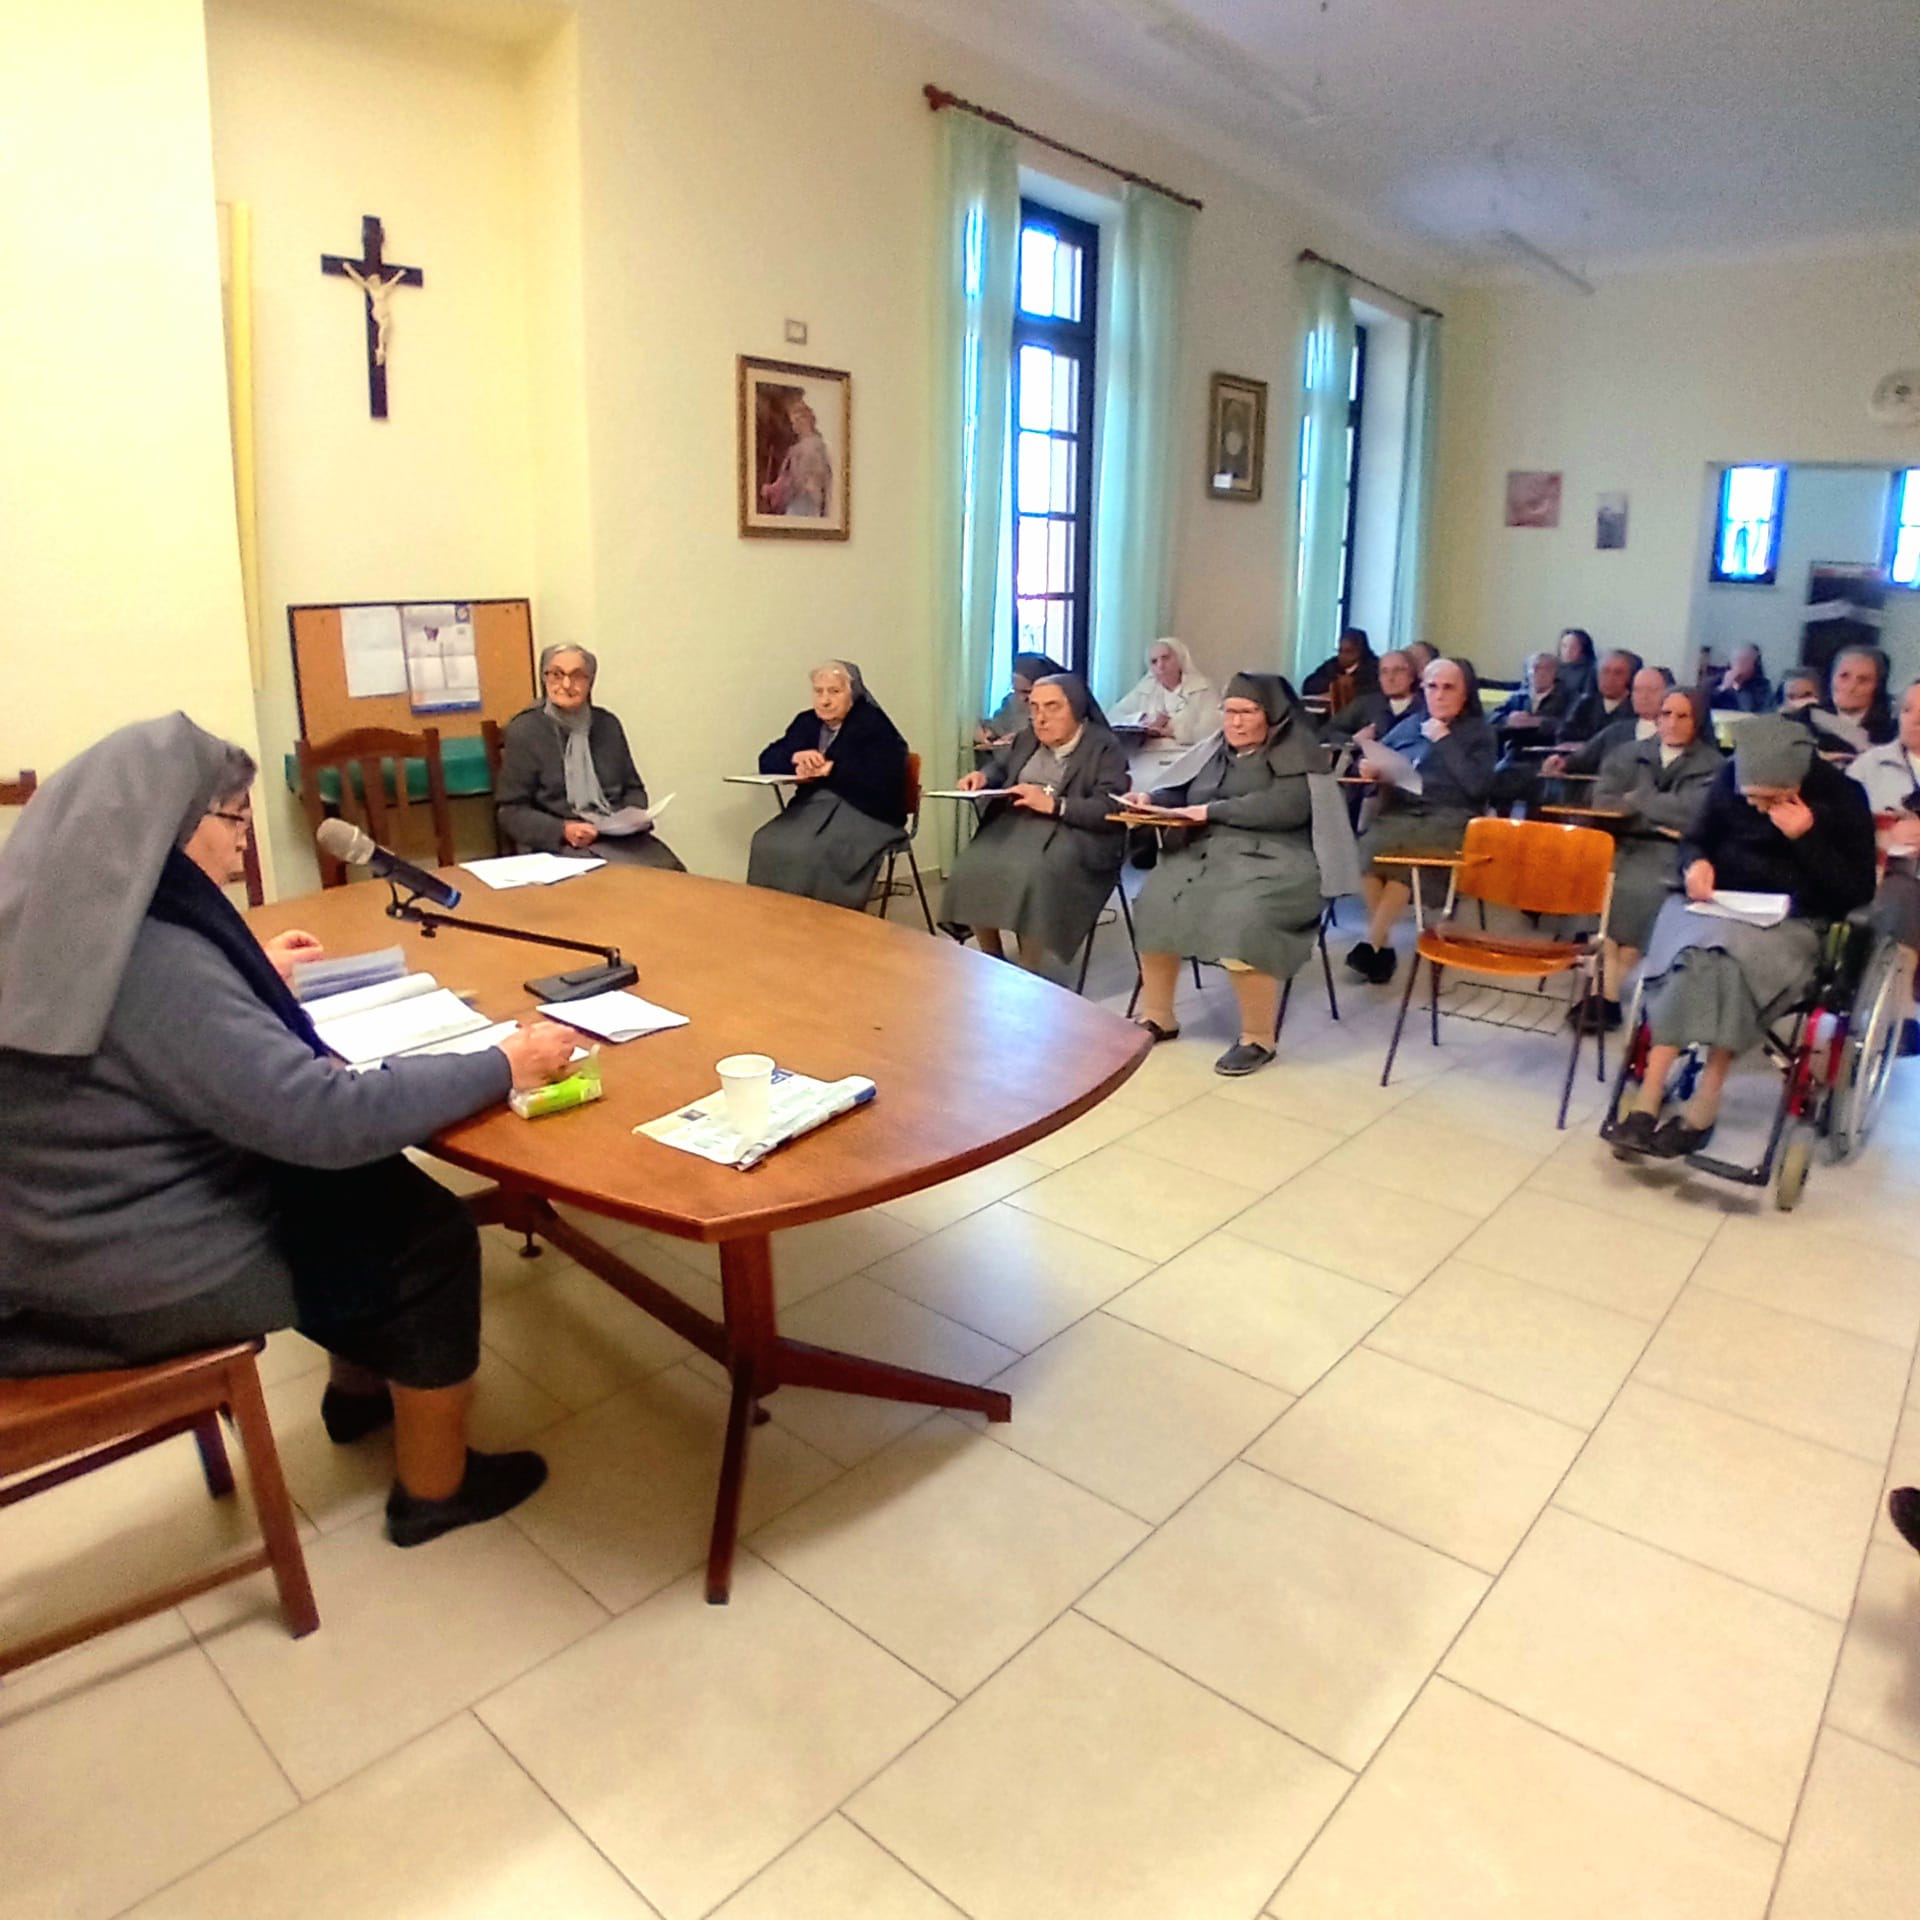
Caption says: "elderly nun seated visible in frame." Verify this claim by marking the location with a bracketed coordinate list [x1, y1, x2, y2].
[1127, 674, 1360, 1076]
[746, 659, 909, 910]
[1612, 716, 1876, 1159]
[0, 716, 579, 1546]
[946, 673, 1130, 973]
[495, 644, 685, 869]
[1583, 687, 1723, 1028]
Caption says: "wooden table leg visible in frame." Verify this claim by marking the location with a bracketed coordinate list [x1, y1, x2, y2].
[707, 1237, 777, 1604]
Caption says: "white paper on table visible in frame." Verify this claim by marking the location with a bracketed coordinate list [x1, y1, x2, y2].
[1357, 736, 1424, 797]
[460, 852, 606, 889]
[1686, 890, 1792, 929]
[723, 772, 799, 787]
[537, 988, 688, 1043]
[402, 602, 481, 714]
[924, 788, 1017, 800]
[635, 1069, 875, 1168]
[592, 793, 675, 837]
[340, 605, 407, 698]
[314, 982, 492, 1066]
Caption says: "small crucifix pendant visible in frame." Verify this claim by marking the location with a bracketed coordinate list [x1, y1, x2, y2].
[320, 214, 424, 420]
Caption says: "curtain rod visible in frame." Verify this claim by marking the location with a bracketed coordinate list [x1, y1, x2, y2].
[924, 84, 1204, 212]
[1297, 248, 1442, 319]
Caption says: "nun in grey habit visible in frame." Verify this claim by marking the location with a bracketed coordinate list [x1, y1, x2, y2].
[943, 673, 1130, 974]
[495, 643, 686, 869]
[0, 714, 559, 1545]
[746, 660, 909, 911]
[1131, 673, 1360, 1075]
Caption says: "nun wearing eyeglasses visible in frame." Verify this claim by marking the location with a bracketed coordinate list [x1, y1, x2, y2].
[0, 715, 579, 1546]
[746, 660, 910, 910]
[946, 673, 1130, 974]
[1126, 673, 1360, 1075]
[495, 644, 685, 869]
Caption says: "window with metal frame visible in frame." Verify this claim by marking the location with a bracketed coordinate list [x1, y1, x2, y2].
[1336, 325, 1369, 634]
[1009, 201, 1098, 675]
[1709, 463, 1787, 584]
[1887, 468, 1920, 589]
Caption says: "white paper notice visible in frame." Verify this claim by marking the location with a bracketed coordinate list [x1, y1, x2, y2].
[341, 605, 407, 698]
[403, 602, 481, 714]
[536, 989, 689, 1043]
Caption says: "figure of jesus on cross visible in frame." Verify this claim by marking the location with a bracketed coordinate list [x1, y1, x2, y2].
[321, 214, 424, 419]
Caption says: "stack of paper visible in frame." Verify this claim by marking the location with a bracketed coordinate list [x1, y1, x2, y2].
[291, 945, 408, 1002]
[309, 974, 496, 1067]
[460, 852, 606, 889]
[537, 988, 689, 1042]
[924, 787, 1016, 800]
[1357, 736, 1424, 796]
[591, 793, 674, 837]
[1687, 890, 1792, 928]
[636, 1069, 876, 1168]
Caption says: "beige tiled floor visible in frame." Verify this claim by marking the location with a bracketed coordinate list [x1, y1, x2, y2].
[7, 940, 1920, 1919]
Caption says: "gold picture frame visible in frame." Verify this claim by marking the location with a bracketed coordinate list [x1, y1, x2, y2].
[738, 355, 851, 540]
[1206, 372, 1267, 502]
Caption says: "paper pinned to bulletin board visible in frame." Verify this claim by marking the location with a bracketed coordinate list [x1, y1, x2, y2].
[402, 602, 481, 713]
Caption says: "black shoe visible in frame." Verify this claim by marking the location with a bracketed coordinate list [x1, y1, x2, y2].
[1568, 997, 1624, 1033]
[1366, 946, 1399, 985]
[1611, 1110, 1658, 1157]
[1135, 1018, 1180, 1043]
[1601, 998, 1624, 1032]
[1900, 1019, 1920, 1058]
[386, 1449, 548, 1548]
[1889, 1487, 1920, 1556]
[320, 1385, 394, 1445]
[1214, 1040, 1276, 1077]
[1344, 941, 1377, 980]
[1650, 1116, 1715, 1160]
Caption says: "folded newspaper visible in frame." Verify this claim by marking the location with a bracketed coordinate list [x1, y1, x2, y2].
[635, 1068, 876, 1169]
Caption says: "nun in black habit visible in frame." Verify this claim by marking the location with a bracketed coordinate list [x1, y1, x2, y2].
[746, 660, 910, 911]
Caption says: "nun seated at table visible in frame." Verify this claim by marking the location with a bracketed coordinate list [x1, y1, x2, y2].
[1346, 657, 1498, 985]
[976, 651, 1066, 749]
[1612, 717, 1876, 1159]
[1127, 674, 1360, 1077]
[495, 643, 685, 870]
[0, 715, 579, 1547]
[945, 673, 1129, 974]
[746, 660, 909, 911]
[1109, 638, 1221, 747]
[1582, 687, 1722, 1029]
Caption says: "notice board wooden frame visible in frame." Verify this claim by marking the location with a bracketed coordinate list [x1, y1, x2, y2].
[288, 598, 537, 744]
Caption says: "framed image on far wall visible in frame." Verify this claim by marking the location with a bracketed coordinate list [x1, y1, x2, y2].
[1505, 469, 1562, 529]
[738, 355, 850, 540]
[1206, 373, 1267, 501]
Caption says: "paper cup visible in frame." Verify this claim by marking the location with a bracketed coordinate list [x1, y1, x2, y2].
[716, 1053, 774, 1140]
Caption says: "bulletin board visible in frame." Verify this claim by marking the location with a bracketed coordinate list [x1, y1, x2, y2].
[288, 598, 537, 744]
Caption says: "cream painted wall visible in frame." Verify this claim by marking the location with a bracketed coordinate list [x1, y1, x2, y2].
[1431, 242, 1920, 680]
[0, 1, 259, 819]
[205, 0, 537, 892]
[564, 0, 1449, 878]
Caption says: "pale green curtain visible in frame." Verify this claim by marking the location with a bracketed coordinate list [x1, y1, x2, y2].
[1091, 185, 1195, 710]
[931, 111, 1019, 864]
[1389, 311, 1441, 653]
[1290, 259, 1355, 681]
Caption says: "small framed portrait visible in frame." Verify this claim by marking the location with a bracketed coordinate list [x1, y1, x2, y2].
[1504, 470, 1563, 529]
[1206, 373, 1267, 502]
[1595, 491, 1629, 550]
[738, 355, 851, 540]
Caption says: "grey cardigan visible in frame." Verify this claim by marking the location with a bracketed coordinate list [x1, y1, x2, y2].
[495, 704, 652, 853]
[0, 919, 508, 1325]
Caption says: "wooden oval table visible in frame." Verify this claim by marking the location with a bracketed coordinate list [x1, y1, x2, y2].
[250, 865, 1149, 1600]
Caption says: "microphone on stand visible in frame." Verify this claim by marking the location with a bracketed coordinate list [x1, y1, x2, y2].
[315, 818, 463, 909]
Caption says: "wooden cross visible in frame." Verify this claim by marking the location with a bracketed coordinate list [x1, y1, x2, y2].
[320, 214, 424, 420]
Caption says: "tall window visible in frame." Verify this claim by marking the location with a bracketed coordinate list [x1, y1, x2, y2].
[1888, 468, 1920, 589]
[1710, 463, 1786, 583]
[1010, 201, 1098, 671]
[1336, 325, 1369, 633]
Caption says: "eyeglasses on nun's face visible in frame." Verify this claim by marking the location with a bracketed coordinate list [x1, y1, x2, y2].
[543, 667, 592, 688]
[208, 808, 253, 838]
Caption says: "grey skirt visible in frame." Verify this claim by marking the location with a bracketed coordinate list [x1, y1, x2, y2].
[1134, 834, 1323, 980]
[1608, 837, 1680, 952]
[1640, 897, 1820, 1053]
[942, 810, 1119, 963]
[575, 833, 685, 872]
[1357, 805, 1474, 909]
[746, 791, 902, 911]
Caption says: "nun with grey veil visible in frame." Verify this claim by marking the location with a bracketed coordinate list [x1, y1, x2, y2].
[746, 659, 910, 911]
[945, 672, 1130, 974]
[1128, 672, 1359, 1075]
[0, 714, 576, 1547]
[495, 643, 685, 869]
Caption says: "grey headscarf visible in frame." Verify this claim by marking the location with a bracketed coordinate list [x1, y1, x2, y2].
[1733, 716, 1815, 792]
[0, 713, 251, 1058]
[541, 644, 609, 816]
[1222, 671, 1361, 899]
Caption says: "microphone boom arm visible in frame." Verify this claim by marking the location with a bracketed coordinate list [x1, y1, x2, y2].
[383, 883, 623, 966]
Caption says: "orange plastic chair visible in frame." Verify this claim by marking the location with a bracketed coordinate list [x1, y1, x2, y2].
[1377, 815, 1616, 1125]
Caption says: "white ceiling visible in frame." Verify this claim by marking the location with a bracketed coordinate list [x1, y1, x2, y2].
[884, 0, 1920, 274]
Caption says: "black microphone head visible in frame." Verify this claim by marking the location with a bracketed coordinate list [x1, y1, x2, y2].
[316, 818, 375, 865]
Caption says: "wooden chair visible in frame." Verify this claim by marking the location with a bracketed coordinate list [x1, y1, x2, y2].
[1378, 815, 1616, 1126]
[479, 719, 510, 856]
[0, 769, 36, 808]
[297, 727, 455, 888]
[871, 752, 936, 933]
[0, 1343, 317, 1675]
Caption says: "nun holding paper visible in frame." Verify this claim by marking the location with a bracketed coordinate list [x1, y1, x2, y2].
[495, 644, 686, 869]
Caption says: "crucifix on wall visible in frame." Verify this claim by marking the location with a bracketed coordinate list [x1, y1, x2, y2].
[320, 214, 424, 419]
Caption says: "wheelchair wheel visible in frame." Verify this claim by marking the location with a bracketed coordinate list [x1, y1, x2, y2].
[1829, 938, 1908, 1160]
[1775, 1127, 1813, 1210]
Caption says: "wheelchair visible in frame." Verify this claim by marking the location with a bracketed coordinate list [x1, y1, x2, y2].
[1597, 913, 1909, 1209]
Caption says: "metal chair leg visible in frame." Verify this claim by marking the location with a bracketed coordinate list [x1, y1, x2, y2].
[1318, 907, 1340, 1021]
[1275, 975, 1293, 1041]
[1381, 947, 1421, 1086]
[1428, 956, 1442, 1047]
[873, 850, 897, 919]
[1559, 972, 1590, 1128]
[904, 843, 936, 934]
[1190, 958, 1203, 990]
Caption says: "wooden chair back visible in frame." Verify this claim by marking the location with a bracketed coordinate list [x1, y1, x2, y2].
[298, 726, 454, 888]
[1453, 815, 1615, 919]
[480, 719, 509, 855]
[0, 1343, 317, 1674]
[902, 751, 923, 831]
[1, 769, 36, 808]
